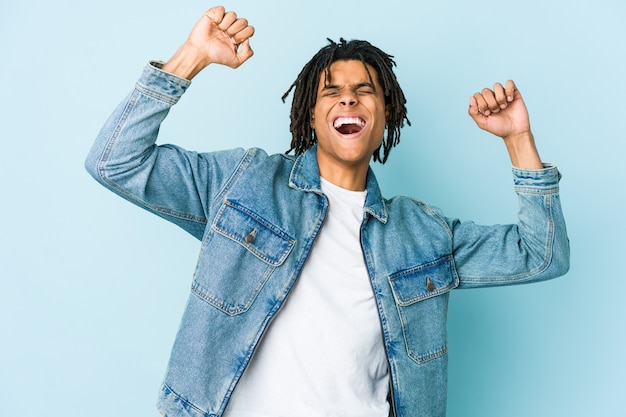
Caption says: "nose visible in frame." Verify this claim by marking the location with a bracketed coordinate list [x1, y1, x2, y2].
[339, 90, 357, 107]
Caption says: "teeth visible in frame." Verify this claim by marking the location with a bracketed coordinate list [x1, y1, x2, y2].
[334, 117, 365, 128]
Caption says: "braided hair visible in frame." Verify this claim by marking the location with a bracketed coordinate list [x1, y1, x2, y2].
[282, 38, 410, 164]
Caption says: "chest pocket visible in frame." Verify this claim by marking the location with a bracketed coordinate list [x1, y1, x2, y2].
[389, 255, 459, 364]
[192, 200, 295, 316]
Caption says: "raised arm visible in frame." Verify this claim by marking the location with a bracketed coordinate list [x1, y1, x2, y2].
[468, 80, 543, 169]
[85, 7, 255, 239]
[452, 81, 570, 286]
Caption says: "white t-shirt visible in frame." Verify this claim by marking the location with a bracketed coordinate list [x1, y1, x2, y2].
[224, 178, 390, 417]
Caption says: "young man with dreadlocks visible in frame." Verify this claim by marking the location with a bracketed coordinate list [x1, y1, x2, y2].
[86, 6, 569, 417]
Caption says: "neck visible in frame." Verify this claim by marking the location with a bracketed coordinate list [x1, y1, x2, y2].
[318, 165, 368, 191]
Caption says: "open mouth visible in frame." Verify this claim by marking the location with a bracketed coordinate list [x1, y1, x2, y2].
[333, 116, 366, 135]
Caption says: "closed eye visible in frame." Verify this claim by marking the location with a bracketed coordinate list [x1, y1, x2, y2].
[355, 82, 376, 94]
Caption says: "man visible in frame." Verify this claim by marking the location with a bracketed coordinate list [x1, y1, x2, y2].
[86, 6, 569, 417]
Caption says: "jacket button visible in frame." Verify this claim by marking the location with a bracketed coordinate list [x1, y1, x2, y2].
[426, 277, 435, 292]
[245, 228, 257, 244]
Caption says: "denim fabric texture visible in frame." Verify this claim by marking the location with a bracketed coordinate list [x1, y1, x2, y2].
[85, 63, 570, 417]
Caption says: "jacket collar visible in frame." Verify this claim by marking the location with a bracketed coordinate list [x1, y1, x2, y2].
[289, 145, 388, 224]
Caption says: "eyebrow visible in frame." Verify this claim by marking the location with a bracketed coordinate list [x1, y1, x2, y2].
[322, 82, 376, 91]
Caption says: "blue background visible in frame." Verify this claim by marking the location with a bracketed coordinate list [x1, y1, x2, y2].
[1, 1, 624, 416]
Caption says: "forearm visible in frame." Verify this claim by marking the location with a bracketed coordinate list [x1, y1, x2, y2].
[503, 131, 544, 169]
[162, 43, 210, 80]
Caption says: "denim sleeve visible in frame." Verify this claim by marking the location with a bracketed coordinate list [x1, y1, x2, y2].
[450, 164, 570, 288]
[85, 62, 247, 240]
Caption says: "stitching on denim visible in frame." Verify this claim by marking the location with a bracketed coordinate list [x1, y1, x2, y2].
[161, 382, 211, 417]
[211, 202, 295, 266]
[395, 300, 449, 365]
[210, 149, 255, 212]
[390, 255, 453, 279]
[513, 185, 559, 195]
[191, 264, 274, 316]
[386, 197, 454, 241]
[135, 81, 181, 106]
[223, 200, 296, 244]
[213, 226, 291, 266]
[412, 345, 448, 364]
[389, 255, 457, 305]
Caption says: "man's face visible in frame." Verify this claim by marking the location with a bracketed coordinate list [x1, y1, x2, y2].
[311, 59, 388, 190]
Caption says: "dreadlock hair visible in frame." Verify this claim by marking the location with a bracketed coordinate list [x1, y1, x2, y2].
[281, 38, 410, 164]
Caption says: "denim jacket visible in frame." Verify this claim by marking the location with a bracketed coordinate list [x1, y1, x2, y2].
[85, 63, 570, 417]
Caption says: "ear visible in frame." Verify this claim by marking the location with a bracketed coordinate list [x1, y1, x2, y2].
[310, 111, 316, 129]
[385, 104, 391, 124]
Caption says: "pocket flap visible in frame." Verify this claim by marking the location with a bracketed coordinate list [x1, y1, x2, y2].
[213, 200, 295, 266]
[389, 255, 458, 305]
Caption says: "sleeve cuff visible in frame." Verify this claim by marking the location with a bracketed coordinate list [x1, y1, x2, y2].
[133, 61, 192, 105]
[512, 163, 562, 192]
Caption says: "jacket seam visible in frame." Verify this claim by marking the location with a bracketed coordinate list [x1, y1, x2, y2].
[209, 149, 255, 212]
[135, 81, 180, 106]
[161, 382, 213, 417]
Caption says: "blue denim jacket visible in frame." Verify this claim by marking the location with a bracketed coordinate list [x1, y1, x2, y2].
[85, 63, 570, 417]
